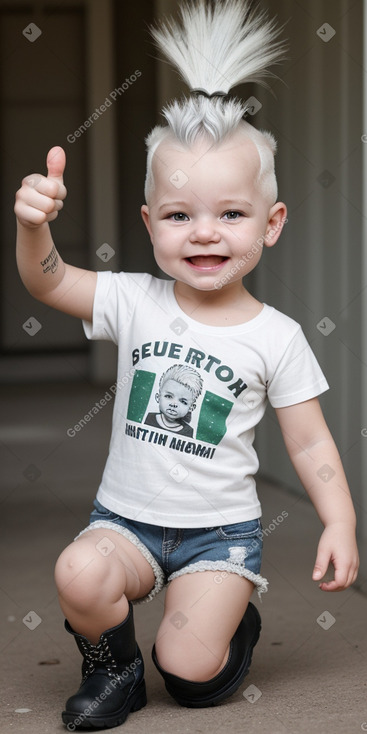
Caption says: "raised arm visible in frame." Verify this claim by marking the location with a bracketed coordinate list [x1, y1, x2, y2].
[15, 146, 97, 322]
[275, 397, 359, 591]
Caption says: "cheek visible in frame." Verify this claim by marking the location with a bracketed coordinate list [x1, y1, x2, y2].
[152, 247, 168, 274]
[152, 234, 178, 269]
[243, 219, 266, 239]
[149, 221, 169, 247]
[235, 222, 266, 255]
[151, 229, 164, 253]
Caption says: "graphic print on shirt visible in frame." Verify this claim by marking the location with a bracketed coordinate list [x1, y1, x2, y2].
[144, 364, 203, 438]
[125, 340, 250, 456]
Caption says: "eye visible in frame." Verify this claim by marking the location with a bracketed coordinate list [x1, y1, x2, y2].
[222, 210, 243, 221]
[168, 212, 189, 222]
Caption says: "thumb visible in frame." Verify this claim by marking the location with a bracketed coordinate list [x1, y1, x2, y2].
[46, 146, 66, 182]
[312, 552, 329, 581]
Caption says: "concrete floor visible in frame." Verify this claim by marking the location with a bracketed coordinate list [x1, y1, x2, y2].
[1, 382, 366, 734]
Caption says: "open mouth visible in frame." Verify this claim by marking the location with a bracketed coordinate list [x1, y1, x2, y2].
[186, 255, 229, 268]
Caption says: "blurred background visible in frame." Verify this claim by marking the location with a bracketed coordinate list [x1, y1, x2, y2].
[0, 0, 366, 578]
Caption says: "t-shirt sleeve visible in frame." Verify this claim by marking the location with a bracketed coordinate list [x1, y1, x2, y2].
[267, 326, 329, 408]
[82, 270, 135, 344]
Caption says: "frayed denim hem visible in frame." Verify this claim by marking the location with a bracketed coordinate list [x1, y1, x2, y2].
[168, 560, 269, 599]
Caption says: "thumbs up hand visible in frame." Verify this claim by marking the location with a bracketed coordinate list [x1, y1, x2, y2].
[14, 146, 67, 228]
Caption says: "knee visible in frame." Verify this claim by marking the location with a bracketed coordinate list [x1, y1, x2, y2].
[54, 538, 127, 610]
[154, 638, 226, 682]
[55, 542, 80, 583]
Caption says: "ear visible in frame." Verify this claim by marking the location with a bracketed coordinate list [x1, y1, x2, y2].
[263, 202, 288, 248]
[141, 204, 154, 244]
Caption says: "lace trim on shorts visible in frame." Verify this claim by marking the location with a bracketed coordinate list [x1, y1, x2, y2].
[168, 560, 269, 599]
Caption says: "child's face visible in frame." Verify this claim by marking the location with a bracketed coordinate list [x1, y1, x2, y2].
[158, 379, 194, 420]
[141, 133, 286, 295]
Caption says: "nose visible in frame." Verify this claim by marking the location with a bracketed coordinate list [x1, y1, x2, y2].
[189, 217, 221, 244]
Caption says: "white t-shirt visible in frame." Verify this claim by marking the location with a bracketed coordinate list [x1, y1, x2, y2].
[83, 271, 329, 528]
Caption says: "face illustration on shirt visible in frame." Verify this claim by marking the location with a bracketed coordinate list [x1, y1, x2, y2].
[157, 379, 195, 422]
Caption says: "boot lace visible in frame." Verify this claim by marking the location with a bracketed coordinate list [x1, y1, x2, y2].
[79, 635, 121, 681]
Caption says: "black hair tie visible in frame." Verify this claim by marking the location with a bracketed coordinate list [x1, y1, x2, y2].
[190, 88, 249, 120]
[191, 88, 229, 100]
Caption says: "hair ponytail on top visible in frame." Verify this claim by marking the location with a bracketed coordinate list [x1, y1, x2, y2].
[150, 0, 285, 96]
[144, 0, 286, 205]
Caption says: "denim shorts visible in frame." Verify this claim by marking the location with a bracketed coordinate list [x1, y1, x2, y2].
[76, 498, 268, 603]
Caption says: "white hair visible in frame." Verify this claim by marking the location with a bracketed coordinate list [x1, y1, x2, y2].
[159, 364, 203, 401]
[144, 0, 286, 205]
[150, 0, 284, 94]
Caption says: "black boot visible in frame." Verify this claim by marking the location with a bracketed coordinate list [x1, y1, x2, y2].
[62, 602, 147, 730]
[152, 601, 261, 708]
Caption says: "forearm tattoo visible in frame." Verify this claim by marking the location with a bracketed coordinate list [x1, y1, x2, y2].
[40, 244, 58, 274]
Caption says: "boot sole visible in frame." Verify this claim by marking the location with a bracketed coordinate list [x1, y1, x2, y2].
[61, 679, 147, 730]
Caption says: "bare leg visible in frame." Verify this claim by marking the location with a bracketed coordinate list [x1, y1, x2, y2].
[54, 528, 155, 643]
[154, 570, 255, 681]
